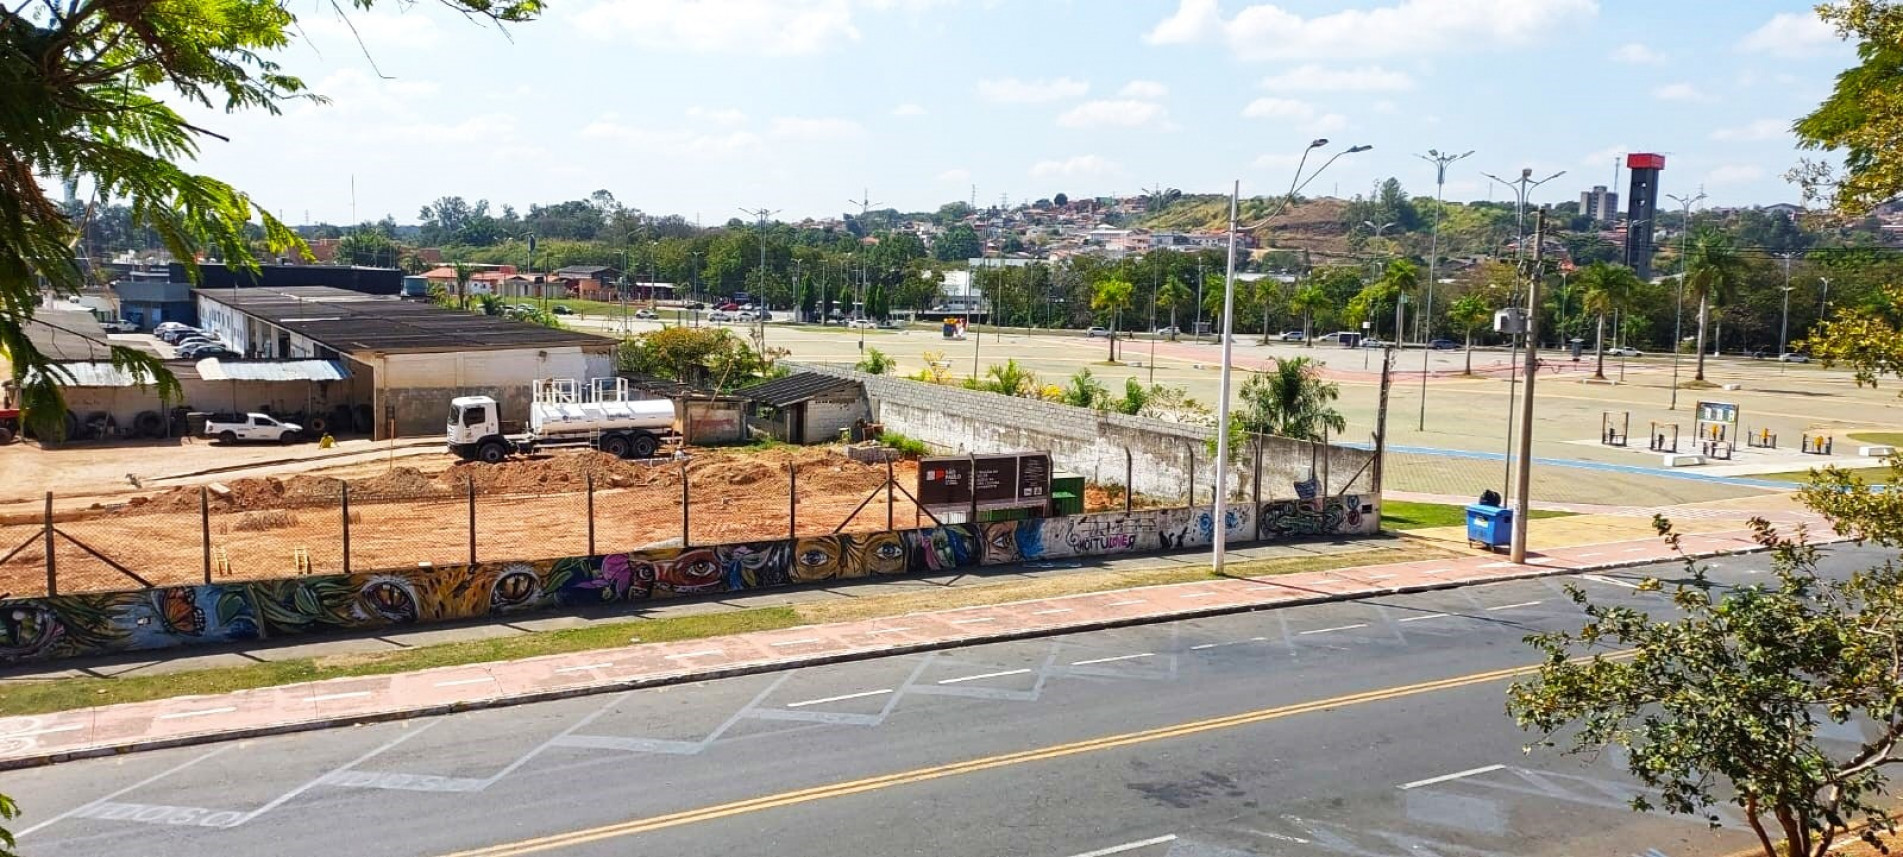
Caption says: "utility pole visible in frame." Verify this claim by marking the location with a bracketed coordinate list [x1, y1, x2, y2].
[1663, 190, 1705, 410]
[1417, 149, 1473, 431]
[1509, 208, 1546, 564]
[1483, 167, 1564, 480]
[739, 206, 779, 356]
[1778, 252, 1795, 362]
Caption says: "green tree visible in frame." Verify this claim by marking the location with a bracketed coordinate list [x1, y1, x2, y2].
[1053, 192, 1069, 207]
[617, 327, 779, 392]
[1378, 259, 1421, 343]
[1684, 229, 1748, 381]
[1802, 285, 1903, 390]
[1791, 1, 1897, 212]
[1154, 276, 1190, 339]
[1288, 283, 1328, 347]
[934, 225, 982, 261]
[975, 359, 1039, 397]
[1091, 276, 1135, 359]
[1444, 292, 1493, 375]
[1059, 368, 1110, 409]
[337, 229, 399, 267]
[1509, 496, 1903, 857]
[0, 791, 15, 857]
[1576, 262, 1645, 380]
[853, 347, 894, 375]
[452, 262, 475, 311]
[1234, 357, 1345, 441]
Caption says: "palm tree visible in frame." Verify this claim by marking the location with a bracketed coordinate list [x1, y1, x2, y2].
[982, 359, 1039, 397]
[1576, 262, 1644, 380]
[1289, 282, 1327, 347]
[1238, 356, 1347, 441]
[475, 293, 504, 316]
[1090, 276, 1135, 361]
[1683, 229, 1746, 382]
[452, 261, 474, 312]
[1444, 293, 1492, 376]
[1378, 259, 1421, 344]
[1154, 276, 1189, 340]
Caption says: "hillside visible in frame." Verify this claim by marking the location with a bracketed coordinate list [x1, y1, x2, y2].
[1136, 195, 1361, 265]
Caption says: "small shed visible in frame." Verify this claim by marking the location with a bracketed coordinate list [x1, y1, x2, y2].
[739, 373, 868, 444]
[622, 376, 749, 446]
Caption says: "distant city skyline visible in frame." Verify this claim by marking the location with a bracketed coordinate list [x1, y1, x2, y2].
[173, 1, 1851, 226]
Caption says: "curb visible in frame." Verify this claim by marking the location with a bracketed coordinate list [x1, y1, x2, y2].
[0, 539, 1795, 771]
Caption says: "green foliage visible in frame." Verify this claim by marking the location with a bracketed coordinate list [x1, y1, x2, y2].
[1685, 229, 1747, 380]
[1059, 368, 1110, 409]
[1509, 510, 1903, 857]
[1112, 378, 1148, 415]
[1090, 276, 1135, 324]
[854, 347, 894, 375]
[1802, 286, 1903, 388]
[1576, 262, 1645, 378]
[0, 789, 14, 857]
[935, 224, 983, 261]
[1792, 1, 1901, 213]
[1234, 357, 1346, 441]
[616, 327, 781, 392]
[879, 432, 930, 458]
[974, 359, 1039, 397]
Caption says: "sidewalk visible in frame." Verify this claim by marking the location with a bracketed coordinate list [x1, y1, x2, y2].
[0, 525, 1792, 770]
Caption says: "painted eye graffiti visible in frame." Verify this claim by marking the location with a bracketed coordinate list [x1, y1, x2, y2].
[799, 548, 834, 567]
[359, 579, 418, 622]
[490, 568, 540, 610]
[874, 542, 904, 561]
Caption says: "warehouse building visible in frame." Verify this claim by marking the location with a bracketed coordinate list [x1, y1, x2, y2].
[195, 287, 618, 438]
[739, 373, 868, 444]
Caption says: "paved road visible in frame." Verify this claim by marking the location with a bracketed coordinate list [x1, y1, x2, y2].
[11, 546, 1889, 857]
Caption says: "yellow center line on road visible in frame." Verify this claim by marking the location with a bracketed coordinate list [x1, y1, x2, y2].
[438, 652, 1628, 857]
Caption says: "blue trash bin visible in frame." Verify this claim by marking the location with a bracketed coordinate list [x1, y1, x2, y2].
[1465, 504, 1513, 550]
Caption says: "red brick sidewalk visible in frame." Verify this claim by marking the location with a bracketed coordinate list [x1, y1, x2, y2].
[0, 528, 1775, 770]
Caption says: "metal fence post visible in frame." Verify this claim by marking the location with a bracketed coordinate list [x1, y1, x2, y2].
[341, 482, 352, 575]
[680, 460, 691, 548]
[886, 457, 895, 531]
[1321, 425, 1332, 498]
[788, 463, 797, 539]
[467, 474, 477, 566]
[1124, 448, 1133, 513]
[967, 452, 977, 524]
[1184, 441, 1196, 506]
[586, 471, 596, 556]
[200, 486, 211, 584]
[44, 491, 56, 597]
[1252, 436, 1263, 508]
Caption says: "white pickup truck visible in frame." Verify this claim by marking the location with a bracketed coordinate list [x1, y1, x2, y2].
[203, 412, 304, 444]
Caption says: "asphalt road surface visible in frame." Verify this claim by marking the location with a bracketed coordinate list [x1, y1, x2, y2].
[11, 546, 1891, 857]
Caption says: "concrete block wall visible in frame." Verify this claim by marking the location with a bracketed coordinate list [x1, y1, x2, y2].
[789, 363, 1377, 504]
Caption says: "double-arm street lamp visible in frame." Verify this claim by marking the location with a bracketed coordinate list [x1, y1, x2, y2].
[1416, 149, 1473, 430]
[1478, 167, 1564, 503]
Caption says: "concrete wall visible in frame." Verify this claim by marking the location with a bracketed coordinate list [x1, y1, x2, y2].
[802, 389, 869, 443]
[791, 363, 1377, 504]
[682, 399, 746, 444]
[0, 495, 1378, 664]
[369, 346, 615, 438]
[57, 378, 357, 435]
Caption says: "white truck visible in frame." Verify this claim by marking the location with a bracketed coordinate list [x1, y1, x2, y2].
[447, 378, 675, 463]
[204, 412, 304, 444]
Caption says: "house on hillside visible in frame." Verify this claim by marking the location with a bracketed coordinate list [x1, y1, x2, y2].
[553, 265, 622, 301]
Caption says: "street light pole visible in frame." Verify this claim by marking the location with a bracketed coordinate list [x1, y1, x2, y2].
[1664, 191, 1705, 410]
[1417, 148, 1473, 431]
[1480, 167, 1564, 500]
[1509, 208, 1547, 564]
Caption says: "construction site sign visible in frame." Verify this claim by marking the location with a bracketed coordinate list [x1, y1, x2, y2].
[918, 452, 1051, 512]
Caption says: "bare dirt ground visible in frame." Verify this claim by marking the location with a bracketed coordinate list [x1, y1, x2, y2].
[0, 445, 1061, 597]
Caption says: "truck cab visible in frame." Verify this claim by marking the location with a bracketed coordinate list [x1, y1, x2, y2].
[448, 396, 511, 462]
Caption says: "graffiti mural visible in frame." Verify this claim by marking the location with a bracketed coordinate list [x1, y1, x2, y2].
[0, 500, 1378, 664]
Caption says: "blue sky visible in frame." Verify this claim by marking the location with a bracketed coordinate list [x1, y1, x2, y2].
[181, 0, 1853, 226]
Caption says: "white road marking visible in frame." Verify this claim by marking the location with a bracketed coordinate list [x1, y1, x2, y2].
[1180, 592, 1219, 599]
[1397, 613, 1451, 623]
[665, 649, 723, 659]
[0, 723, 82, 737]
[1105, 599, 1147, 607]
[1575, 552, 1603, 559]
[1582, 574, 1639, 589]
[1298, 623, 1369, 635]
[785, 689, 892, 708]
[1033, 608, 1074, 615]
[232, 721, 441, 826]
[434, 677, 496, 688]
[1070, 653, 1154, 666]
[1190, 643, 1218, 650]
[554, 663, 614, 674]
[1479, 561, 1517, 568]
[868, 627, 914, 635]
[1190, 638, 1268, 650]
[310, 691, 373, 702]
[18, 745, 234, 837]
[950, 617, 996, 625]
[1365, 573, 1396, 581]
[1486, 601, 1542, 611]
[1420, 567, 1451, 575]
[938, 669, 1032, 685]
[157, 706, 237, 720]
[1064, 835, 1179, 857]
[1399, 763, 1507, 790]
[768, 638, 822, 647]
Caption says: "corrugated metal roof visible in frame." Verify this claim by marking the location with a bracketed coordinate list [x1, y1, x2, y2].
[737, 372, 861, 408]
[28, 362, 145, 388]
[195, 358, 351, 382]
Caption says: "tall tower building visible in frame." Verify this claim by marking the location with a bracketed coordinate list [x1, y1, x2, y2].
[1579, 186, 1620, 221]
[1623, 153, 1665, 279]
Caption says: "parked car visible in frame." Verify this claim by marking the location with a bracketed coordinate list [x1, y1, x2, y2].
[203, 412, 303, 444]
[159, 327, 204, 344]
[182, 345, 237, 360]
[717, 302, 740, 311]
[1608, 346, 1644, 357]
[99, 319, 139, 333]
[1779, 352, 1811, 363]
[1357, 337, 1386, 348]
[633, 308, 658, 320]
[550, 305, 574, 316]
[708, 311, 735, 323]
[1154, 325, 1181, 337]
[1317, 331, 1355, 343]
[681, 300, 705, 310]
[1428, 338, 1459, 350]
[1086, 326, 1111, 338]
[848, 318, 877, 329]
[879, 318, 906, 329]
[1279, 330, 1306, 341]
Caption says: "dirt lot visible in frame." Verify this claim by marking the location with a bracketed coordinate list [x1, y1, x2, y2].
[0, 445, 1036, 597]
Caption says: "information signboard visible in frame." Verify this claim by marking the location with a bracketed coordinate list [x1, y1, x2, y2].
[918, 452, 1052, 512]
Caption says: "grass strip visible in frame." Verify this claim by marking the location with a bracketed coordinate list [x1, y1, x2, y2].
[1380, 500, 1574, 531]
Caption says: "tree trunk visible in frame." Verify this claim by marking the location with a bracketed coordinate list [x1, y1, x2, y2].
[1169, 307, 1178, 341]
[1261, 303, 1270, 345]
[1593, 313, 1607, 380]
[1464, 330, 1474, 375]
[1694, 295, 1711, 381]
[1302, 313, 1312, 347]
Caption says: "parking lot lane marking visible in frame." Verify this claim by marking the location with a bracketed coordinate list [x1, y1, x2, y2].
[665, 649, 723, 659]
[938, 668, 1032, 685]
[950, 617, 996, 625]
[17, 745, 234, 838]
[311, 691, 373, 702]
[1486, 601, 1542, 612]
[157, 706, 237, 720]
[1180, 592, 1219, 599]
[1398, 613, 1451, 623]
[1399, 764, 1506, 790]
[554, 664, 614, 674]
[769, 639, 822, 647]
[1105, 599, 1146, 607]
[1033, 608, 1074, 615]
[785, 689, 893, 709]
[481, 691, 636, 787]
[1064, 835, 1179, 857]
[868, 627, 914, 635]
[233, 721, 441, 827]
[435, 677, 496, 688]
[1070, 653, 1153, 666]
[1582, 574, 1640, 589]
[1298, 623, 1369, 636]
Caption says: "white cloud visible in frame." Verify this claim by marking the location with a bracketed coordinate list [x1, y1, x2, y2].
[768, 116, 864, 140]
[1029, 154, 1121, 180]
[1258, 64, 1414, 92]
[305, 69, 441, 117]
[891, 103, 929, 117]
[1711, 118, 1788, 142]
[1580, 144, 1629, 167]
[1652, 82, 1707, 102]
[300, 10, 444, 49]
[937, 168, 970, 184]
[1706, 164, 1765, 185]
[977, 76, 1089, 103]
[1119, 80, 1169, 99]
[1240, 97, 1348, 133]
[1056, 100, 1173, 130]
[1252, 152, 1302, 170]
[571, 0, 861, 56]
[1737, 12, 1839, 58]
[687, 106, 747, 125]
[1610, 42, 1663, 64]
[580, 115, 764, 158]
[1147, 0, 1597, 61]
[1372, 99, 1398, 114]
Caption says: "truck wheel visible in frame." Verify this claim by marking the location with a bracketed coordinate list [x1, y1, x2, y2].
[132, 410, 165, 438]
[601, 435, 632, 459]
[630, 433, 659, 459]
[477, 441, 509, 464]
[0, 426, 13, 445]
[219, 430, 238, 444]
